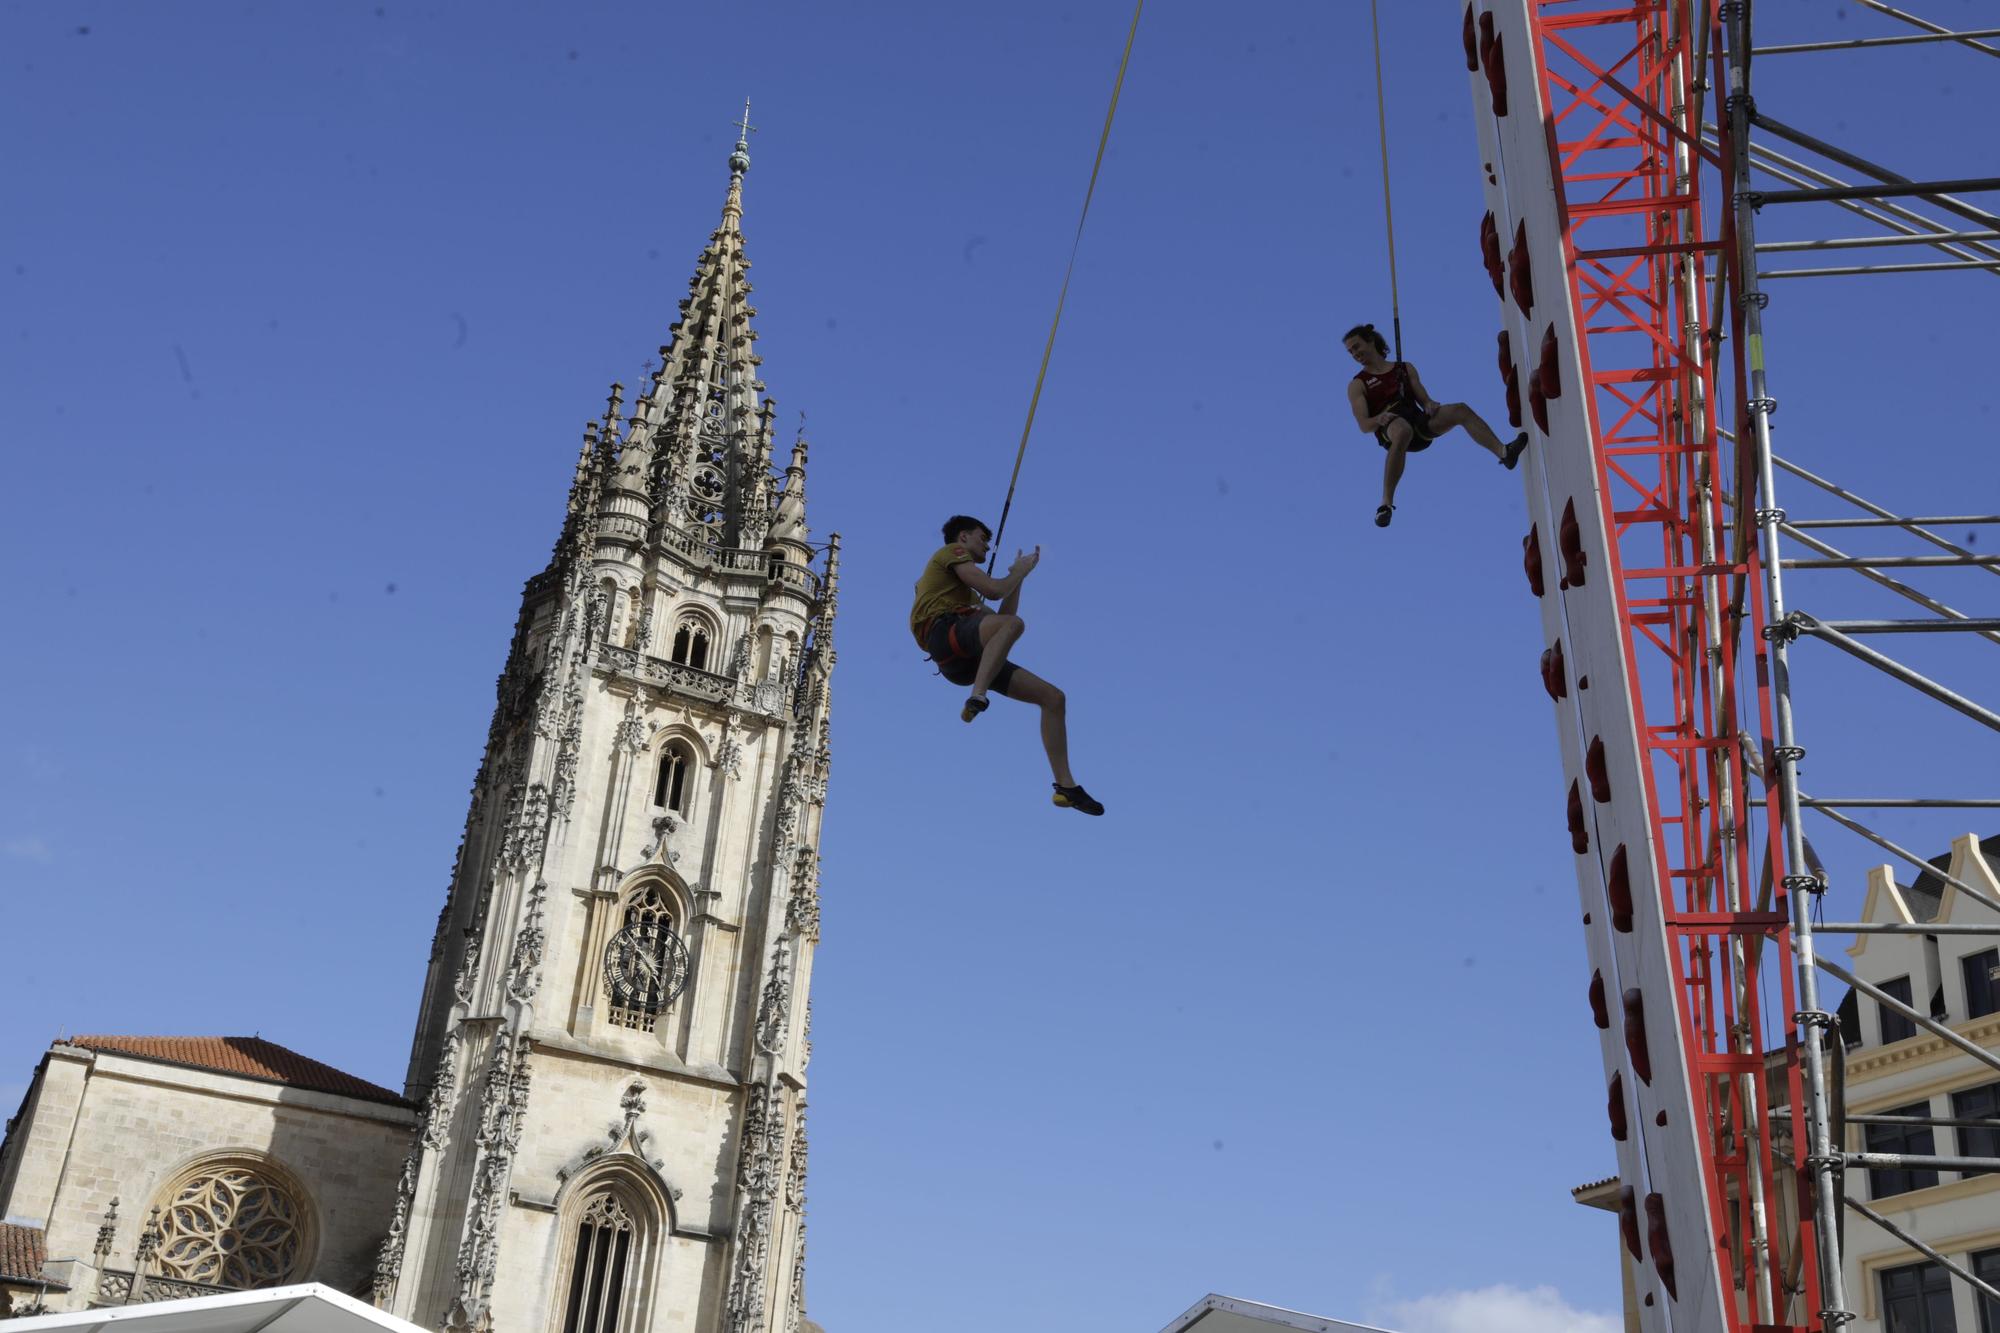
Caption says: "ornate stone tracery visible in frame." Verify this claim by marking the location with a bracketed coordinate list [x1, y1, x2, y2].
[150, 1159, 311, 1291]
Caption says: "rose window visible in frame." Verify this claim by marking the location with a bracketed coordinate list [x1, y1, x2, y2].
[154, 1165, 307, 1289]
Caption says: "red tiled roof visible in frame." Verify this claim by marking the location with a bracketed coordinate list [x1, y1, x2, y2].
[0, 1222, 49, 1285]
[66, 1036, 407, 1107]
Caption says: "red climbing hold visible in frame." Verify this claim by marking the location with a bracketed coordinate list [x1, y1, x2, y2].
[1523, 525, 1545, 597]
[1462, 3, 1480, 72]
[1589, 969, 1609, 1028]
[1480, 212, 1505, 297]
[1538, 325, 1562, 399]
[1505, 367, 1522, 429]
[1508, 220, 1533, 316]
[1567, 780, 1589, 854]
[1618, 1186, 1642, 1260]
[1558, 498, 1588, 588]
[1479, 14, 1508, 116]
[1498, 330, 1521, 428]
[1540, 640, 1567, 701]
[1608, 1071, 1628, 1141]
[1623, 988, 1652, 1083]
[1644, 1193, 1678, 1300]
[1585, 736, 1611, 802]
[1606, 845, 1634, 933]
[1528, 367, 1550, 433]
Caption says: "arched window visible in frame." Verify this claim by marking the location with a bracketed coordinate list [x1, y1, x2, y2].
[669, 618, 712, 671]
[558, 1191, 634, 1333]
[653, 744, 690, 813]
[605, 887, 690, 1034]
[148, 1155, 314, 1291]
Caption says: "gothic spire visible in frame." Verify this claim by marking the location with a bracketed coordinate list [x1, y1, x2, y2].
[636, 104, 772, 552]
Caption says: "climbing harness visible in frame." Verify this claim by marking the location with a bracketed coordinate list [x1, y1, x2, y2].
[987, 0, 1146, 569]
[1368, 0, 1403, 362]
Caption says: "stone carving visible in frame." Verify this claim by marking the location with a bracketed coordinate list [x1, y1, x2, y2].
[504, 881, 548, 1005]
[451, 931, 481, 1010]
[783, 1108, 807, 1214]
[421, 1028, 463, 1151]
[641, 813, 681, 866]
[154, 1164, 307, 1289]
[551, 717, 583, 822]
[597, 643, 746, 711]
[615, 709, 650, 755]
[447, 1032, 534, 1331]
[725, 1085, 786, 1333]
[93, 1197, 121, 1264]
[717, 734, 743, 781]
[784, 1223, 807, 1333]
[634, 606, 654, 653]
[755, 940, 792, 1055]
[554, 1080, 676, 1193]
[373, 1137, 421, 1302]
[728, 633, 755, 681]
[499, 784, 551, 871]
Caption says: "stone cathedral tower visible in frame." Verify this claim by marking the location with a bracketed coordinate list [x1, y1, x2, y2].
[373, 125, 836, 1333]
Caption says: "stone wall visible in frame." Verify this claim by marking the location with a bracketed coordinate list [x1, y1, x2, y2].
[0, 1043, 415, 1313]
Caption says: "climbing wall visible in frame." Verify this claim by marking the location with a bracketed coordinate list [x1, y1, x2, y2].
[1465, 3, 1740, 1330]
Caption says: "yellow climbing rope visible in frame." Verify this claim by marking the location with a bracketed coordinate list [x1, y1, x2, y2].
[988, 0, 1146, 568]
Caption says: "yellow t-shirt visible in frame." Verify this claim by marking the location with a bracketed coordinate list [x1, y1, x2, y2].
[909, 543, 985, 645]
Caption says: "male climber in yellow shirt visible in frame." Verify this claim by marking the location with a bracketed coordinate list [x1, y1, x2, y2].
[910, 515, 1104, 816]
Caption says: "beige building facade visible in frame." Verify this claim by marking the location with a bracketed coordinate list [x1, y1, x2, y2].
[1574, 833, 2000, 1333]
[1, 128, 837, 1333]
[1832, 833, 2000, 1333]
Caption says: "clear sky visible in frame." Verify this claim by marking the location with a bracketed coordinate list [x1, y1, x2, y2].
[3, 4, 1996, 1332]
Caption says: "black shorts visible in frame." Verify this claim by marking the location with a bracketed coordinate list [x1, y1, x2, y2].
[1375, 400, 1436, 451]
[923, 609, 1019, 694]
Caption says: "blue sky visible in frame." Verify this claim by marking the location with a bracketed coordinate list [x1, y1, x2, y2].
[2, 4, 1995, 1332]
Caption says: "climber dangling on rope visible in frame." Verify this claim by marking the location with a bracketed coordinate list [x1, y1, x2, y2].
[1352, 5, 1523, 529]
[909, 516, 1104, 816]
[1344, 323, 1527, 528]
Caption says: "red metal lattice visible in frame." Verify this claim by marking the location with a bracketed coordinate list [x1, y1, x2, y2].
[1520, 3, 1819, 1328]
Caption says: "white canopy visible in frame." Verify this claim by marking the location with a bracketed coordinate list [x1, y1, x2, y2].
[4, 1284, 426, 1333]
[1159, 1293, 1397, 1333]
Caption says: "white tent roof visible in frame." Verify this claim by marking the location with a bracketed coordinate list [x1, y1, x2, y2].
[1159, 1293, 1397, 1333]
[4, 1284, 427, 1332]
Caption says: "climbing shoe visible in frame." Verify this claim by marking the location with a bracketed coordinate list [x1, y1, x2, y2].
[1052, 783, 1105, 816]
[1502, 433, 1529, 470]
[961, 695, 990, 723]
[1374, 504, 1395, 528]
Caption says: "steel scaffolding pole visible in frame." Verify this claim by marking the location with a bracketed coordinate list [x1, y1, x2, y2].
[1722, 3, 1853, 1325]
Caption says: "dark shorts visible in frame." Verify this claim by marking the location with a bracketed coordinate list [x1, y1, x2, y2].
[1375, 401, 1437, 452]
[923, 609, 1019, 694]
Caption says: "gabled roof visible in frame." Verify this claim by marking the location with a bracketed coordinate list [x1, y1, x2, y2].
[65, 1037, 406, 1107]
[0, 1221, 50, 1285]
[1899, 832, 2000, 923]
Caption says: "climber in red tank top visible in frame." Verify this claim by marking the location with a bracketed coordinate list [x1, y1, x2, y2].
[1342, 322, 1527, 528]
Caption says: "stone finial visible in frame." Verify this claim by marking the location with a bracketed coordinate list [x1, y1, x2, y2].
[93, 1198, 120, 1262]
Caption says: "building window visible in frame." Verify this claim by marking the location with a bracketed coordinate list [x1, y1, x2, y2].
[1881, 1258, 1959, 1333]
[1965, 949, 2000, 1020]
[653, 746, 690, 813]
[1880, 975, 1919, 1044]
[1953, 1083, 2000, 1177]
[558, 1192, 635, 1333]
[1867, 1100, 1940, 1199]
[152, 1160, 310, 1290]
[670, 619, 711, 671]
[1974, 1247, 2000, 1333]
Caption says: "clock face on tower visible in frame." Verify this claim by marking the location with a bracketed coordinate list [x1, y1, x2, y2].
[604, 921, 691, 1012]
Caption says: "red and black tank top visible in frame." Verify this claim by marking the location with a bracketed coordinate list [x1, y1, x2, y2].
[1354, 362, 1415, 415]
